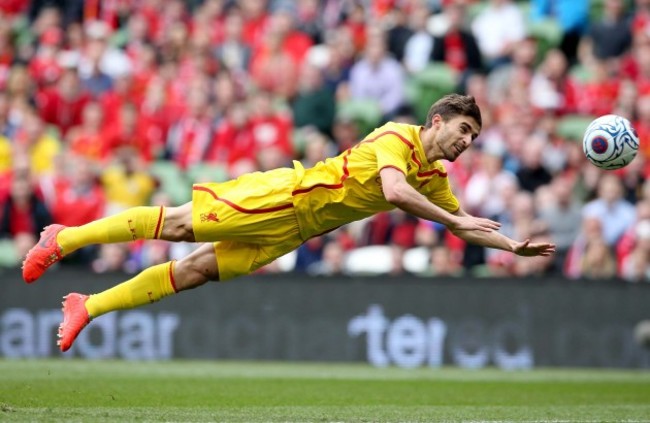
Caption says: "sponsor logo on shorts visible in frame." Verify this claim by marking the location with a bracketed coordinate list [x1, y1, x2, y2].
[200, 212, 220, 223]
[127, 219, 137, 240]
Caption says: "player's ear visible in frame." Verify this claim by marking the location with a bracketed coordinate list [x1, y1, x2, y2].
[432, 114, 443, 129]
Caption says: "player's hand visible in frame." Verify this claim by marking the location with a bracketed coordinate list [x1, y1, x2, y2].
[449, 215, 501, 233]
[513, 239, 556, 257]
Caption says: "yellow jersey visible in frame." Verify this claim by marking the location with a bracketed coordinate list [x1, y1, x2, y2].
[292, 121, 459, 240]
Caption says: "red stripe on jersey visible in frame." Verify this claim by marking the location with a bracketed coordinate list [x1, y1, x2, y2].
[292, 132, 386, 196]
[169, 260, 178, 293]
[292, 147, 356, 195]
[292, 183, 344, 195]
[154, 206, 164, 239]
[417, 169, 448, 178]
[193, 186, 294, 213]
[291, 129, 445, 196]
[380, 130, 447, 179]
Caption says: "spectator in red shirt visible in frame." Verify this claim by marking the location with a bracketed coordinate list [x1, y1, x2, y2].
[191, 0, 227, 46]
[165, 83, 213, 170]
[342, 1, 367, 53]
[248, 90, 294, 168]
[0, 19, 14, 91]
[37, 68, 91, 136]
[129, 42, 158, 99]
[67, 101, 109, 163]
[626, 39, 650, 95]
[0, 173, 51, 241]
[49, 155, 105, 228]
[250, 27, 299, 99]
[136, 0, 163, 43]
[240, 0, 270, 52]
[635, 94, 650, 161]
[28, 27, 63, 89]
[267, 6, 313, 67]
[105, 102, 152, 161]
[206, 101, 256, 177]
[0, 0, 28, 17]
[432, 3, 483, 76]
[633, 0, 650, 37]
[100, 73, 139, 127]
[27, 6, 63, 49]
[46, 154, 106, 264]
[137, 77, 173, 162]
[577, 59, 622, 116]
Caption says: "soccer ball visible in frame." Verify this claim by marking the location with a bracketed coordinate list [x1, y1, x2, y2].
[582, 114, 639, 170]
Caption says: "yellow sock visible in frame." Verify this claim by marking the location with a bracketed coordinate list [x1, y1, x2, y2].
[57, 206, 165, 255]
[85, 261, 178, 318]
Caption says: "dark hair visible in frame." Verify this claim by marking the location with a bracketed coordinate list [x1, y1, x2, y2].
[424, 94, 482, 129]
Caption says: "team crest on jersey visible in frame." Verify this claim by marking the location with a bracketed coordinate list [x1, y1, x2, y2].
[200, 212, 220, 223]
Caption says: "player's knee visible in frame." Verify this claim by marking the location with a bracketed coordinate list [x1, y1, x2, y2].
[162, 203, 195, 242]
[175, 256, 218, 290]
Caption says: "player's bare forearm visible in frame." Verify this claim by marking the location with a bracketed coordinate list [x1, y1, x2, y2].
[451, 225, 517, 252]
[451, 209, 556, 257]
[379, 167, 500, 233]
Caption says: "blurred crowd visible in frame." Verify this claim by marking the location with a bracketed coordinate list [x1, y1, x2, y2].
[0, 0, 649, 281]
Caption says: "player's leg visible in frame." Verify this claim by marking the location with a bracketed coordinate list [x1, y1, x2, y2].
[58, 242, 219, 352]
[59, 202, 196, 248]
[23, 202, 195, 283]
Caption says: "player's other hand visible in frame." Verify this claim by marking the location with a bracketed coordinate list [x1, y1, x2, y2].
[449, 215, 501, 233]
[513, 239, 556, 257]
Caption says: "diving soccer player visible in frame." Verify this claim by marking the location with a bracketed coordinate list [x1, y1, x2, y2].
[22, 94, 555, 351]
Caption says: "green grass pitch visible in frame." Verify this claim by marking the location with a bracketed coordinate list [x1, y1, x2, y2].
[1, 360, 649, 422]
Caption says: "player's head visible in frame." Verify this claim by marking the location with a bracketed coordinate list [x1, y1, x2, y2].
[424, 94, 482, 162]
[424, 94, 482, 130]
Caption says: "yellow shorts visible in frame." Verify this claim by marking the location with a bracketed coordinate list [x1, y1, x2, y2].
[191, 168, 304, 281]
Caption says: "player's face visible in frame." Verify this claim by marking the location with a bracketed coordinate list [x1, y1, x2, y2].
[436, 115, 480, 162]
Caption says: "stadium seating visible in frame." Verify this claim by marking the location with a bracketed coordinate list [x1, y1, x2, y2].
[526, 18, 563, 61]
[336, 99, 383, 135]
[343, 245, 395, 275]
[188, 163, 229, 184]
[556, 114, 597, 142]
[407, 63, 458, 122]
[402, 246, 430, 274]
[569, 64, 595, 84]
[0, 239, 19, 268]
[275, 250, 297, 272]
[148, 161, 191, 206]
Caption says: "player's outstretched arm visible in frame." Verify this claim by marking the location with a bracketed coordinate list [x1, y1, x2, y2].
[380, 167, 500, 233]
[450, 209, 556, 257]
